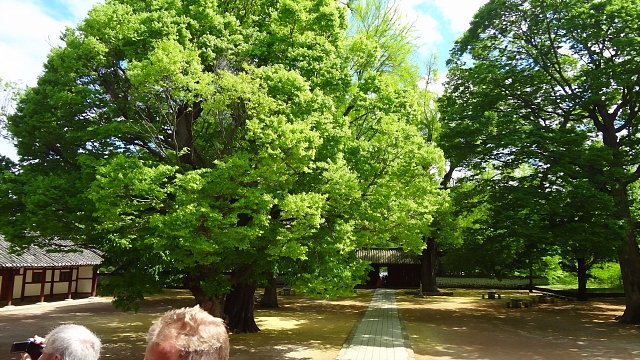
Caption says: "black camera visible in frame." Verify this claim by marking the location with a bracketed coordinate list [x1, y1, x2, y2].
[10, 339, 44, 360]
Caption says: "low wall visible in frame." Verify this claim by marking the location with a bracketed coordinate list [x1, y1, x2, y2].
[437, 277, 548, 289]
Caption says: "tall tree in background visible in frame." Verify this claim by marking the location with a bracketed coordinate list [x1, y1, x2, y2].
[441, 0, 640, 322]
[1, 0, 445, 332]
[417, 55, 447, 293]
[346, 0, 450, 293]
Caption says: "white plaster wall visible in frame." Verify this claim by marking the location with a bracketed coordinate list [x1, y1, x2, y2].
[77, 279, 93, 293]
[76, 266, 94, 293]
[13, 274, 24, 298]
[78, 266, 93, 278]
[52, 282, 69, 294]
[23, 283, 42, 297]
[9, 266, 95, 299]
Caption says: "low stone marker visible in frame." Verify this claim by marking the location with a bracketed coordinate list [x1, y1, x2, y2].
[279, 288, 294, 296]
[536, 294, 555, 304]
[482, 291, 501, 299]
[507, 298, 530, 308]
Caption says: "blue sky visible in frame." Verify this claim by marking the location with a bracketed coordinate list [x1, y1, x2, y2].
[0, 0, 488, 160]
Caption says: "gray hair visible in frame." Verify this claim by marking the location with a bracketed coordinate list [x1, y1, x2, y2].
[43, 324, 101, 360]
[147, 306, 229, 360]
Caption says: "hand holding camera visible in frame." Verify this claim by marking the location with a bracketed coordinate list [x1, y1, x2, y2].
[10, 336, 45, 360]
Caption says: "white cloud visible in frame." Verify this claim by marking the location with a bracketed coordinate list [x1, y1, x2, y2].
[0, 0, 102, 86]
[402, 0, 488, 93]
[0, 0, 100, 160]
[428, 0, 489, 33]
[0, 1, 68, 85]
[396, 0, 443, 54]
[60, 0, 101, 20]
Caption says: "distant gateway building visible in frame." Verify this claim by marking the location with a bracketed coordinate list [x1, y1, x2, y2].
[357, 248, 421, 288]
[0, 237, 103, 306]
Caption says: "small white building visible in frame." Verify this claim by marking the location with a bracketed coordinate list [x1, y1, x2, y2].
[0, 237, 103, 306]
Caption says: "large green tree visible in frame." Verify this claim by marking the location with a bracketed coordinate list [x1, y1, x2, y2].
[441, 0, 640, 322]
[2, 0, 444, 332]
[345, 0, 449, 293]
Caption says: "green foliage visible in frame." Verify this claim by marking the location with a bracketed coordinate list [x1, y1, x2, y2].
[631, 180, 640, 228]
[347, 0, 419, 87]
[543, 257, 623, 289]
[589, 262, 623, 289]
[541, 256, 578, 286]
[439, 0, 640, 312]
[1, 0, 445, 317]
[292, 255, 371, 297]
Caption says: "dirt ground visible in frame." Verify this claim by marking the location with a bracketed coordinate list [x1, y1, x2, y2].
[0, 289, 638, 360]
[0, 290, 369, 360]
[397, 289, 640, 360]
[0, 292, 196, 360]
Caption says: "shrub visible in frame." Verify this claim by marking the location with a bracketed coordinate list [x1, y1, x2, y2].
[588, 262, 623, 289]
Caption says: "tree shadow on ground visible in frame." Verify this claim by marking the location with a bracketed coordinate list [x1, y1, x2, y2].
[0, 288, 373, 360]
[231, 291, 371, 359]
[0, 291, 198, 360]
[396, 289, 640, 360]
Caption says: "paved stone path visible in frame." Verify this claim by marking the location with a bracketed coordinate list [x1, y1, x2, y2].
[336, 288, 414, 360]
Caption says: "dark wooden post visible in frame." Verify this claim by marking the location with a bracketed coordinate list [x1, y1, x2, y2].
[66, 269, 73, 300]
[90, 270, 98, 297]
[20, 268, 26, 301]
[4, 269, 16, 306]
[49, 268, 55, 297]
[39, 269, 46, 303]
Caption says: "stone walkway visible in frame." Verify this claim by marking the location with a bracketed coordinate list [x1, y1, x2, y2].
[336, 288, 414, 360]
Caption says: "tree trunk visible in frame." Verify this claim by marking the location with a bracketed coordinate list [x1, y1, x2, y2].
[528, 263, 534, 293]
[420, 237, 438, 293]
[597, 117, 640, 323]
[187, 283, 226, 320]
[617, 211, 640, 322]
[576, 257, 588, 301]
[224, 282, 260, 333]
[260, 275, 279, 308]
[613, 187, 640, 323]
[175, 102, 203, 167]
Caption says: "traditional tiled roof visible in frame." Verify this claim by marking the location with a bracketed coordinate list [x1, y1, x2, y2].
[356, 248, 420, 265]
[0, 237, 103, 268]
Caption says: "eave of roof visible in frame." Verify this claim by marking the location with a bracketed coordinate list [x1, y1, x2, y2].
[0, 237, 103, 268]
[356, 248, 421, 265]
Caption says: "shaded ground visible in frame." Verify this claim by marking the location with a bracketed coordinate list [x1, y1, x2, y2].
[0, 291, 196, 359]
[0, 290, 370, 360]
[231, 292, 370, 359]
[397, 289, 640, 360]
[1, 289, 639, 359]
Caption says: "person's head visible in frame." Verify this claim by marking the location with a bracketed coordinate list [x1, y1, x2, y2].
[145, 306, 229, 360]
[39, 324, 101, 360]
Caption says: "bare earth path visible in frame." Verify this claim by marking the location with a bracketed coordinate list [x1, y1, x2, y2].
[1, 289, 638, 359]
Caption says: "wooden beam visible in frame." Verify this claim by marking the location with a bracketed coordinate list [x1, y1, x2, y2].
[4, 269, 16, 306]
[90, 269, 98, 297]
[39, 268, 46, 303]
[66, 268, 73, 300]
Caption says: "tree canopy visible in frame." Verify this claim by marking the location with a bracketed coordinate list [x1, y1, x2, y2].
[440, 0, 640, 322]
[1, 0, 445, 332]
